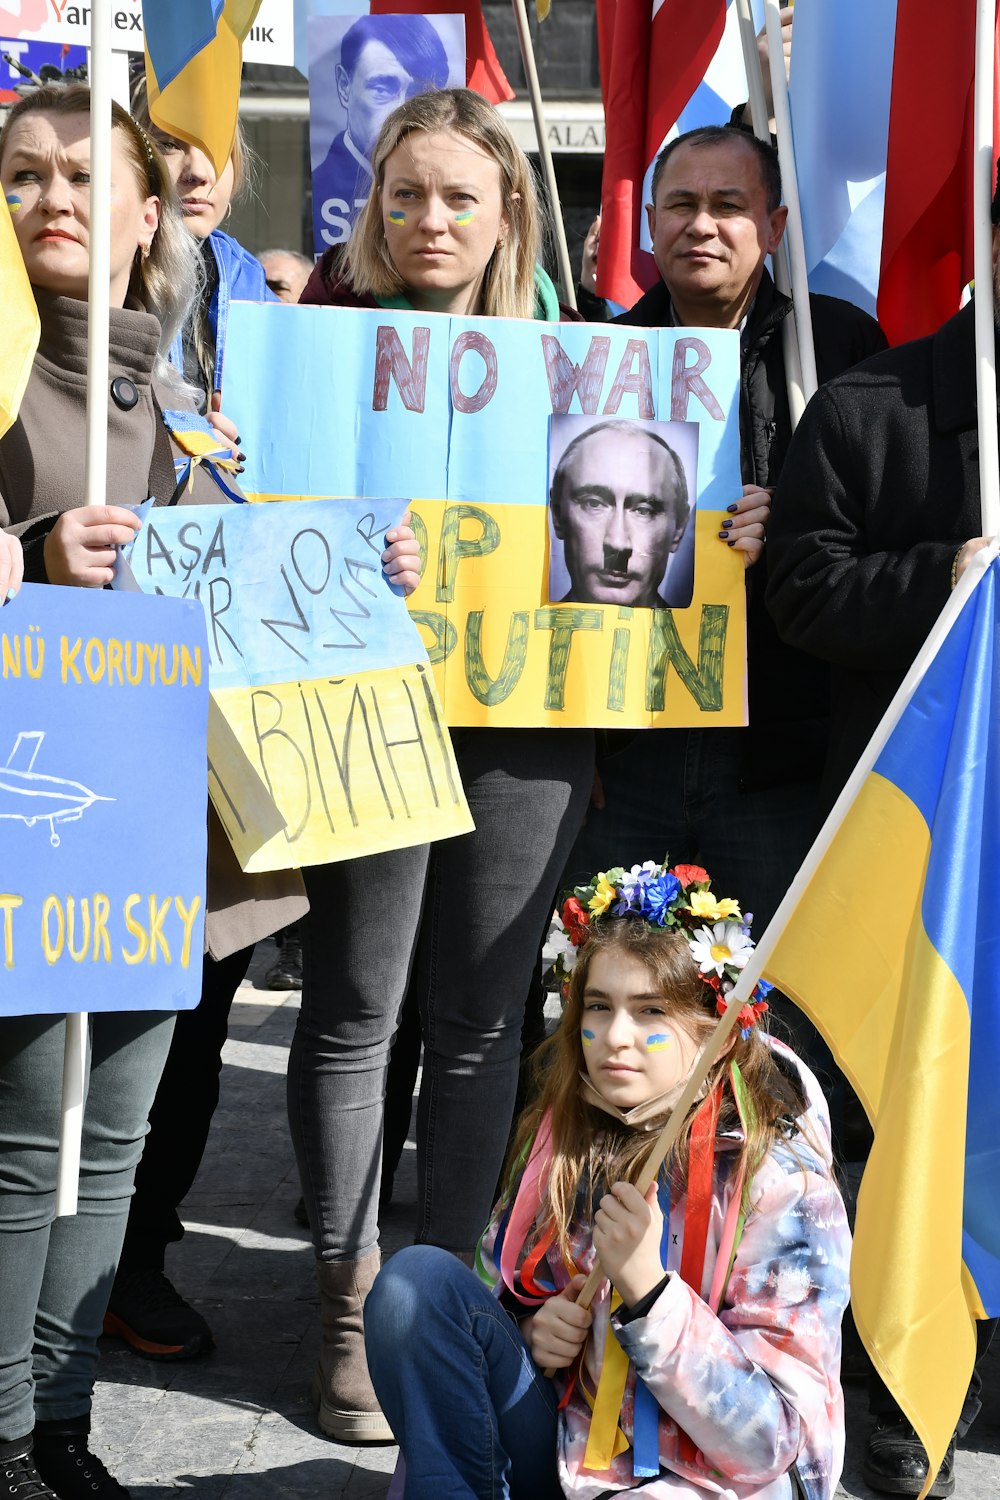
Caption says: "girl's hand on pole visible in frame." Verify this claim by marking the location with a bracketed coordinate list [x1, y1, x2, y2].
[593, 1181, 664, 1308]
[382, 510, 423, 596]
[42, 506, 141, 587]
[523, 1273, 593, 1369]
[1, 531, 24, 602]
[718, 484, 772, 569]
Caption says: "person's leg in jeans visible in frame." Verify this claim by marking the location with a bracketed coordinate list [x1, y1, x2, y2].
[0, 1010, 174, 1498]
[109, 947, 254, 1358]
[365, 1246, 560, 1500]
[413, 728, 593, 1253]
[287, 842, 430, 1442]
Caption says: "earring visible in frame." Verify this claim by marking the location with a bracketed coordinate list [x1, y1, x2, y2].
[139, 242, 151, 261]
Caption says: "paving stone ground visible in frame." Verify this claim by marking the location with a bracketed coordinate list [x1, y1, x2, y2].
[91, 944, 1000, 1499]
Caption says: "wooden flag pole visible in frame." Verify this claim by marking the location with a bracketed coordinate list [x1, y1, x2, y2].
[762, 0, 817, 405]
[510, 0, 578, 309]
[974, 0, 1000, 537]
[733, 0, 806, 428]
[56, 0, 113, 1219]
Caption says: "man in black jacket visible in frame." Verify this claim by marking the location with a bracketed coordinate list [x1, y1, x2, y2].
[765, 181, 998, 1500]
[567, 126, 885, 948]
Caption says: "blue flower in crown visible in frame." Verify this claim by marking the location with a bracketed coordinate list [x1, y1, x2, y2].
[613, 860, 659, 914]
[638, 872, 682, 924]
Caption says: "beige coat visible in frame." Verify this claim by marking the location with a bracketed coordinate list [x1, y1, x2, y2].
[0, 290, 308, 958]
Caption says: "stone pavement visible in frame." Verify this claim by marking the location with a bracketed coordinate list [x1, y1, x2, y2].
[91, 944, 1000, 1500]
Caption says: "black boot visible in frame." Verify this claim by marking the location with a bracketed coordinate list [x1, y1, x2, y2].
[862, 1415, 956, 1497]
[0, 1437, 59, 1500]
[264, 927, 302, 991]
[32, 1421, 130, 1500]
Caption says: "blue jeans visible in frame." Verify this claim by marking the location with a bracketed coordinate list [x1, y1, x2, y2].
[364, 1246, 560, 1500]
[0, 1010, 175, 1439]
[288, 728, 593, 1258]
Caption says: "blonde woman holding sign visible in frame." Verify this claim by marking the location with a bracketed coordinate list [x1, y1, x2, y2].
[293, 86, 594, 1444]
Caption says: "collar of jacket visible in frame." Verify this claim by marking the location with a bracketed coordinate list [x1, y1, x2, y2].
[932, 299, 991, 433]
[32, 287, 160, 385]
[618, 265, 791, 350]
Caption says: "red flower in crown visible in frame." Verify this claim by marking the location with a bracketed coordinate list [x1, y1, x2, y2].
[671, 863, 710, 889]
[561, 896, 590, 946]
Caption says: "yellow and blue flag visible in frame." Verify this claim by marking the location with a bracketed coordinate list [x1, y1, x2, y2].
[762, 550, 1000, 1497]
[143, 0, 263, 176]
[0, 195, 40, 439]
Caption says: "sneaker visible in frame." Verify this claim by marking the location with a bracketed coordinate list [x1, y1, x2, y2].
[0, 1439, 59, 1500]
[103, 1267, 214, 1360]
[862, 1415, 956, 1497]
[32, 1428, 130, 1500]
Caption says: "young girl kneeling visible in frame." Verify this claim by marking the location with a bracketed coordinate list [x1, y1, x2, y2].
[365, 862, 851, 1499]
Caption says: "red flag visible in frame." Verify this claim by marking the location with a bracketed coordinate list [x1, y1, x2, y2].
[370, 0, 514, 105]
[595, 0, 726, 308]
[877, 0, 999, 344]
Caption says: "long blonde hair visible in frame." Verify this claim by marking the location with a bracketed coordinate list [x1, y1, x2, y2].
[344, 87, 543, 321]
[509, 919, 807, 1262]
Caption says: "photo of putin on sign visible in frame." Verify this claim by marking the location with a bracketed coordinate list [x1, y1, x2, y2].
[547, 416, 698, 609]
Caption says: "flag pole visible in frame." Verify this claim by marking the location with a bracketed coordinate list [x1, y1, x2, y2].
[974, 0, 1000, 537]
[510, 0, 578, 309]
[734, 0, 806, 427]
[56, 0, 113, 1219]
[762, 0, 817, 405]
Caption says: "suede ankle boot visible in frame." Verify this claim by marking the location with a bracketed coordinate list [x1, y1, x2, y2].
[0, 1436, 59, 1500]
[311, 1250, 393, 1444]
[32, 1419, 131, 1500]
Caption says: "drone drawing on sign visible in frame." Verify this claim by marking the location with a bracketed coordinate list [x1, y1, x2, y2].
[0, 731, 114, 847]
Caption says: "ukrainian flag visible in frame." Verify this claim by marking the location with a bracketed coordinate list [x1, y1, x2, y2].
[1, 195, 40, 438]
[762, 549, 1000, 1497]
[143, 0, 263, 175]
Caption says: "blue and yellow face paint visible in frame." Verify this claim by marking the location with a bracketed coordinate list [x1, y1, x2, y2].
[453, 209, 475, 227]
[387, 209, 406, 226]
[5, 193, 22, 215]
[644, 1033, 672, 1051]
[581, 1028, 595, 1047]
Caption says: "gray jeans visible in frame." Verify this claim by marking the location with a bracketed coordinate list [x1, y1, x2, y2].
[288, 728, 593, 1260]
[0, 1010, 175, 1439]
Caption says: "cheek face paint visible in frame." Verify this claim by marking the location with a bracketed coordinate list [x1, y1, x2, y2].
[453, 209, 475, 226]
[581, 1028, 595, 1047]
[5, 194, 22, 214]
[387, 210, 406, 225]
[644, 1033, 672, 1051]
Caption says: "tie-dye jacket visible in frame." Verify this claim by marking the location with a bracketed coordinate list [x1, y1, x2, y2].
[478, 1043, 851, 1500]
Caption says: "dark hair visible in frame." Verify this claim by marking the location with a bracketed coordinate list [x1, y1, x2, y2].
[650, 124, 782, 214]
[340, 14, 449, 90]
[550, 419, 690, 530]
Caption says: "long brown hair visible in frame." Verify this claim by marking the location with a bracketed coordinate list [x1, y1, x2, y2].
[343, 87, 543, 320]
[508, 918, 807, 1262]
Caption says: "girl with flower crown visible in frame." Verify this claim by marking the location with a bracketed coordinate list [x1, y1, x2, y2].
[364, 862, 851, 1500]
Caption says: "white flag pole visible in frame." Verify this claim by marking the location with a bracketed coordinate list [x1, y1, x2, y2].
[762, 0, 817, 405]
[734, 0, 806, 428]
[510, 0, 577, 310]
[56, 0, 113, 1219]
[974, 0, 1000, 538]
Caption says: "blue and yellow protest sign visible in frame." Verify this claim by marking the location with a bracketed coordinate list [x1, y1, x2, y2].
[127, 499, 474, 873]
[0, 584, 208, 1018]
[222, 304, 746, 729]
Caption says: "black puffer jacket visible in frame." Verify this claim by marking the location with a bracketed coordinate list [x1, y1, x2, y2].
[616, 270, 886, 788]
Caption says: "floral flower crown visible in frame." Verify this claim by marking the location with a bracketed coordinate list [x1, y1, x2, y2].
[543, 860, 772, 1039]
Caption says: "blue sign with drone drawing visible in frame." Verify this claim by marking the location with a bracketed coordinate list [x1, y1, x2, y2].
[0, 583, 209, 1017]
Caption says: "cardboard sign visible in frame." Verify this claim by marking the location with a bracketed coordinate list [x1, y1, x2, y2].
[128, 500, 474, 872]
[0, 584, 208, 1017]
[222, 304, 747, 729]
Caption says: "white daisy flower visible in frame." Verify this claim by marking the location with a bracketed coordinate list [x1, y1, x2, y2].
[542, 924, 578, 971]
[687, 921, 754, 976]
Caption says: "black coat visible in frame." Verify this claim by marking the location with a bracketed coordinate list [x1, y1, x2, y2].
[765, 299, 987, 805]
[618, 270, 886, 788]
